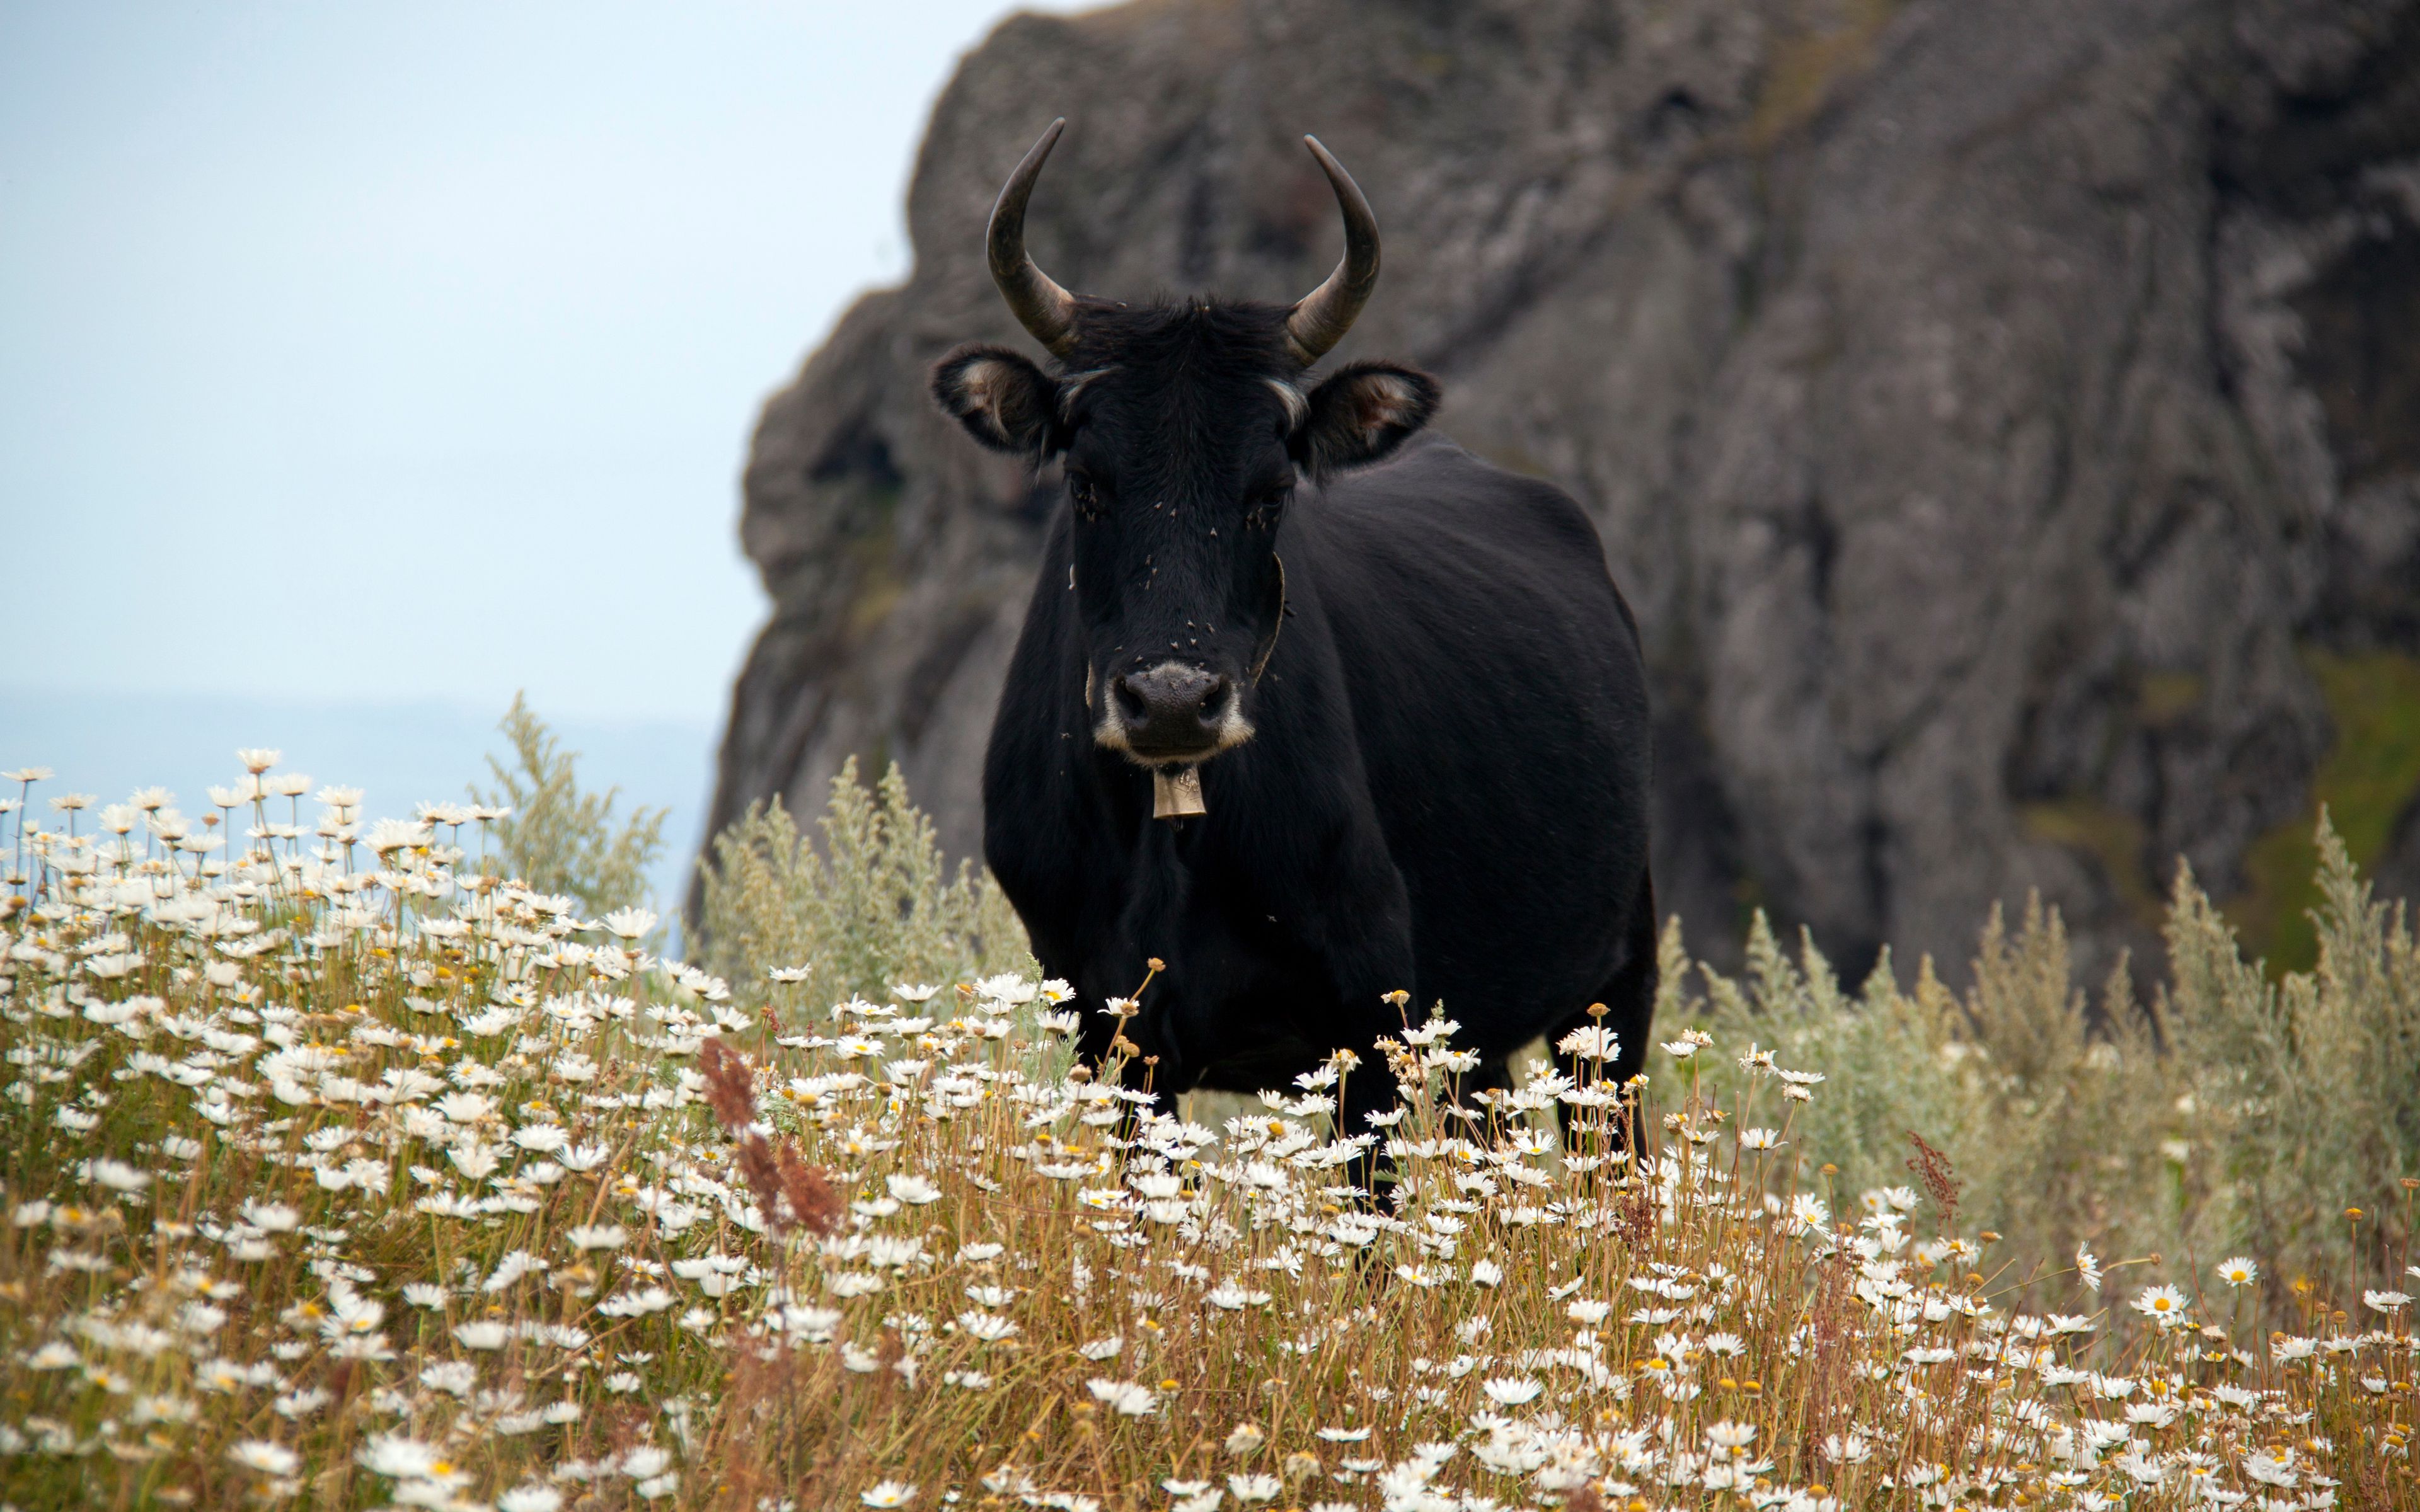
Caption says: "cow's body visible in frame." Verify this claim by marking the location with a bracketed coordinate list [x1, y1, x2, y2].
[933, 120, 1654, 1149]
[984, 435, 1654, 1131]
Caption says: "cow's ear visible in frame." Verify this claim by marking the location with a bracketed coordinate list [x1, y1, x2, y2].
[1293, 361, 1440, 476]
[933, 344, 1059, 455]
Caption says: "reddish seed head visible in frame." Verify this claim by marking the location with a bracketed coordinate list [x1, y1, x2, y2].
[735, 1132, 838, 1239]
[776, 1141, 842, 1237]
[700, 1036, 757, 1133]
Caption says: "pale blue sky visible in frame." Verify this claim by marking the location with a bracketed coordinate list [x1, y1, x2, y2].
[3, 3, 1091, 913]
[1, 2, 1083, 725]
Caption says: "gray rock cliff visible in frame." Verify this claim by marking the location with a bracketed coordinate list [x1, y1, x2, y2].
[701, 0, 2420, 983]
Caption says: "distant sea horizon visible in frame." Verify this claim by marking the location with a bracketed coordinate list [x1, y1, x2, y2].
[1, 684, 718, 942]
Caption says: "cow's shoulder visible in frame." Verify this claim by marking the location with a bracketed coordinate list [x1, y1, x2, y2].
[1297, 437, 1617, 621]
[1313, 437, 1601, 558]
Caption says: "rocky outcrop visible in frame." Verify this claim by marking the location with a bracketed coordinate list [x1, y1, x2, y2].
[701, 0, 2420, 983]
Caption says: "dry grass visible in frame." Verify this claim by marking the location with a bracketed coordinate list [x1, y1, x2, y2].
[0, 743, 2413, 1511]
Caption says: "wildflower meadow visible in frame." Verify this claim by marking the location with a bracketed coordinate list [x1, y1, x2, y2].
[1, 726, 2414, 1511]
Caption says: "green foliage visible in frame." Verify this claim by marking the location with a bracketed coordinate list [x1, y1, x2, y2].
[1671, 811, 2418, 1295]
[694, 756, 1033, 1009]
[468, 694, 667, 926]
[2231, 649, 2420, 970]
[2169, 817, 2420, 1276]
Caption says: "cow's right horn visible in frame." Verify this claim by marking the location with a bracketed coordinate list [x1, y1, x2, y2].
[988, 118, 1082, 359]
[1283, 135, 1381, 367]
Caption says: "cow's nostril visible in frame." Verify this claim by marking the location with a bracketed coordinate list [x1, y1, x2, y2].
[1112, 663, 1234, 750]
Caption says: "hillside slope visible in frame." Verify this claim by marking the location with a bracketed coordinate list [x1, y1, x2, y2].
[702, 0, 2420, 980]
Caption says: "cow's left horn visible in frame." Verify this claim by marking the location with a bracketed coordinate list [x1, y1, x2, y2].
[988, 118, 1082, 359]
[1283, 136, 1381, 367]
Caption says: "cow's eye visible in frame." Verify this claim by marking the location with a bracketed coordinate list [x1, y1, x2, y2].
[1243, 485, 1289, 530]
[1068, 472, 1104, 521]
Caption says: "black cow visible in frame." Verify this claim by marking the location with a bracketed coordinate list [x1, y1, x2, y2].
[932, 120, 1654, 1152]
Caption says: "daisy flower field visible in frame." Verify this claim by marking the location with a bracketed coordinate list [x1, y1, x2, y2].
[0, 744, 2413, 1509]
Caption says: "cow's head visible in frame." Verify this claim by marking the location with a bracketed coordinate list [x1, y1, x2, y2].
[934, 120, 1439, 776]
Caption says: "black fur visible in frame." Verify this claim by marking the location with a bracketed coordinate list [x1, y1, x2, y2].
[935, 299, 1654, 1151]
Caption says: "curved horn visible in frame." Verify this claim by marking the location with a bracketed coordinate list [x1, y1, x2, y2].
[1284, 135, 1381, 367]
[988, 118, 1081, 358]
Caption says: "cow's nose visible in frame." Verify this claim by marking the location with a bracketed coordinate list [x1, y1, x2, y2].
[1112, 663, 1233, 753]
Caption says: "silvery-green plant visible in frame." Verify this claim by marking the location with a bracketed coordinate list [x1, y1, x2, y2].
[470, 693, 666, 930]
[1673, 812, 2416, 1296]
[695, 756, 1032, 1014]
